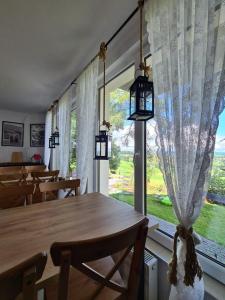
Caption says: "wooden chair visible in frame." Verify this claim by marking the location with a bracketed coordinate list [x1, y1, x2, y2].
[0, 184, 35, 209]
[11, 151, 23, 163]
[30, 170, 59, 203]
[39, 179, 80, 201]
[46, 218, 148, 300]
[0, 173, 28, 187]
[0, 252, 47, 300]
[0, 166, 24, 175]
[25, 165, 46, 172]
[31, 170, 59, 183]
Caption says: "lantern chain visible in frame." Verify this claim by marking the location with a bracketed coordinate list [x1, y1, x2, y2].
[53, 99, 59, 131]
[99, 42, 111, 131]
[138, 0, 151, 78]
[51, 104, 54, 134]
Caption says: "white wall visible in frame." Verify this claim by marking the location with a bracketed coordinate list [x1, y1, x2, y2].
[0, 109, 45, 162]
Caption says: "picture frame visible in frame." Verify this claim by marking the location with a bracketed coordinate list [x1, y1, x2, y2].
[1, 121, 24, 147]
[30, 124, 45, 147]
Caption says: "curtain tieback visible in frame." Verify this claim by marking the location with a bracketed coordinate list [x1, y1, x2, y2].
[168, 224, 202, 287]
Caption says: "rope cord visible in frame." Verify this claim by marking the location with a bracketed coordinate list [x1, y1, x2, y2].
[99, 42, 111, 131]
[51, 105, 54, 134]
[53, 100, 59, 131]
[103, 59, 106, 123]
[168, 225, 203, 287]
[138, 0, 152, 78]
[139, 0, 143, 68]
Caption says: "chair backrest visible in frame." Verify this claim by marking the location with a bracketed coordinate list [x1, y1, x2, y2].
[39, 179, 80, 201]
[11, 151, 23, 163]
[0, 252, 47, 300]
[50, 218, 148, 300]
[0, 166, 24, 175]
[31, 170, 59, 183]
[25, 165, 46, 172]
[0, 184, 35, 209]
[0, 173, 28, 187]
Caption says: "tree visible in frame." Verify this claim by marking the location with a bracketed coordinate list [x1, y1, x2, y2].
[109, 142, 121, 174]
[109, 89, 129, 130]
[208, 157, 225, 195]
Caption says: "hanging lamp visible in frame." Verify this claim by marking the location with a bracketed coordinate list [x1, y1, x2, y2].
[49, 105, 55, 149]
[94, 42, 112, 160]
[128, 0, 154, 121]
[52, 100, 60, 146]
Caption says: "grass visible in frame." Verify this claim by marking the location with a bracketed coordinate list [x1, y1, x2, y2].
[110, 192, 225, 247]
[110, 158, 225, 247]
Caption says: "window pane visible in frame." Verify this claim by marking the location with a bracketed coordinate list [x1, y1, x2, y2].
[100, 66, 135, 205]
[145, 55, 225, 264]
[69, 110, 77, 177]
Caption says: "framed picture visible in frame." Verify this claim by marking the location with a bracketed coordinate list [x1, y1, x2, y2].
[30, 124, 45, 147]
[1, 121, 24, 147]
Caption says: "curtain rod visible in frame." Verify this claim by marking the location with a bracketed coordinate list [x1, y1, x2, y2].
[56, 5, 139, 102]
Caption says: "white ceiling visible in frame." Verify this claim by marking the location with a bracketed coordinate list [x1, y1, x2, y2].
[0, 0, 138, 113]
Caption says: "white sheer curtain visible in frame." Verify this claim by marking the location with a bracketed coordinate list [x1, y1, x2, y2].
[44, 110, 52, 168]
[51, 88, 72, 176]
[58, 89, 72, 177]
[52, 105, 60, 171]
[76, 58, 99, 194]
[145, 0, 225, 299]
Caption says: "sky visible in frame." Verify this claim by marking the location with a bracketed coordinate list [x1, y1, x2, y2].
[215, 109, 225, 153]
[113, 109, 225, 154]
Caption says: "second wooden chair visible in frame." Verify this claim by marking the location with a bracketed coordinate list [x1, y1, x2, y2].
[39, 179, 80, 201]
[31, 170, 59, 183]
[25, 165, 46, 173]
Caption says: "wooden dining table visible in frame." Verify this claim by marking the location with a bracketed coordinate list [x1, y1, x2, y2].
[0, 192, 158, 288]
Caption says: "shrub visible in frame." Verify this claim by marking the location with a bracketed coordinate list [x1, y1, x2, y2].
[109, 142, 121, 174]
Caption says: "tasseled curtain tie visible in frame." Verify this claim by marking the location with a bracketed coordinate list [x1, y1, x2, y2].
[168, 224, 202, 287]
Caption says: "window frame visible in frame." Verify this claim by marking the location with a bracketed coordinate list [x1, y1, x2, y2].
[97, 48, 225, 284]
[69, 108, 77, 176]
[97, 63, 139, 205]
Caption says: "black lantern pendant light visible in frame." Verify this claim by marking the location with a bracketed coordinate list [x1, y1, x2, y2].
[49, 105, 55, 149]
[49, 136, 55, 149]
[95, 43, 112, 160]
[128, 0, 154, 121]
[52, 100, 60, 146]
[95, 130, 112, 160]
[52, 128, 59, 146]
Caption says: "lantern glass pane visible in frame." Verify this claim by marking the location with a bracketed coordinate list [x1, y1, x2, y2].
[96, 141, 101, 156]
[55, 136, 59, 145]
[139, 95, 145, 111]
[130, 95, 136, 115]
[100, 141, 106, 157]
[146, 92, 153, 111]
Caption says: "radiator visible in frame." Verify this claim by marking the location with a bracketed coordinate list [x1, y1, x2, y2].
[144, 250, 158, 300]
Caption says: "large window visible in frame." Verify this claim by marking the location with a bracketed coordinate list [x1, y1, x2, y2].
[99, 56, 225, 267]
[99, 65, 135, 205]
[144, 56, 225, 265]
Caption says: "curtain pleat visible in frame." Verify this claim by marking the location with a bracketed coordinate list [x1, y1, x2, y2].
[76, 58, 99, 194]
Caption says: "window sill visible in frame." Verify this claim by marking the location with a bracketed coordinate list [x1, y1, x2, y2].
[146, 236, 225, 300]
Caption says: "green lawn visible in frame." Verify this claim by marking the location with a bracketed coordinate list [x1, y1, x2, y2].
[110, 157, 225, 247]
[110, 192, 225, 247]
